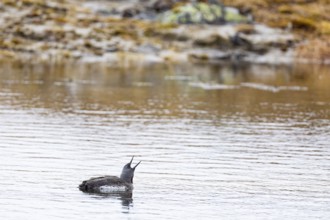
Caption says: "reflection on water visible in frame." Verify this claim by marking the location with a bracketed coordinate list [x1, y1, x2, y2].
[0, 61, 329, 115]
[87, 191, 133, 210]
[0, 60, 329, 220]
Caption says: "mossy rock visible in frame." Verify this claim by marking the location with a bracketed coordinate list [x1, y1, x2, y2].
[159, 3, 249, 25]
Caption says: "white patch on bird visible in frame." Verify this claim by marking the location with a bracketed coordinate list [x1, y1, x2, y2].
[99, 185, 127, 193]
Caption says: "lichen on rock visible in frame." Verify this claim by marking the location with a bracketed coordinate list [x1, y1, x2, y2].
[158, 2, 250, 24]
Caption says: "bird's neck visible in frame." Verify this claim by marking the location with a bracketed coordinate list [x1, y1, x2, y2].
[120, 173, 133, 184]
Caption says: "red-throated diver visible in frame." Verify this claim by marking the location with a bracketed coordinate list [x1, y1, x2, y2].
[79, 156, 141, 193]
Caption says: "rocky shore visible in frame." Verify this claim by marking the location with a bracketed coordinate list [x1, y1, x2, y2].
[0, 0, 328, 64]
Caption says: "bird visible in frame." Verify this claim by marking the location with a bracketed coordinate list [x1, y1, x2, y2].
[79, 156, 141, 193]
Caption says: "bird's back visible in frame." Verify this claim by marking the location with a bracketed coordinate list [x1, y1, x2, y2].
[79, 176, 132, 193]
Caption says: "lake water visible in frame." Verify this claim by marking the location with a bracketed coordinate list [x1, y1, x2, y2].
[0, 60, 329, 220]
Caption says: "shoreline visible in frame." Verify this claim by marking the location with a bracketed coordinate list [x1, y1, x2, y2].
[0, 0, 329, 65]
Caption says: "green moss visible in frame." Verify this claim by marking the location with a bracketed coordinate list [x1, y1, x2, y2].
[225, 10, 249, 22]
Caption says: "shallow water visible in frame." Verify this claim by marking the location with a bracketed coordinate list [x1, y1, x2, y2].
[0, 61, 329, 220]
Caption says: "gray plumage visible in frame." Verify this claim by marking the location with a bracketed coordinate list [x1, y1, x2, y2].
[79, 156, 141, 193]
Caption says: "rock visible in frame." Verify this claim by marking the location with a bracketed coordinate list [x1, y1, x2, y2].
[188, 49, 233, 61]
[237, 24, 295, 52]
[134, 43, 161, 54]
[158, 2, 250, 25]
[122, 7, 141, 18]
[151, 0, 176, 12]
[192, 29, 232, 48]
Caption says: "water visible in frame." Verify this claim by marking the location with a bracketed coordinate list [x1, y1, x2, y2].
[0, 60, 329, 220]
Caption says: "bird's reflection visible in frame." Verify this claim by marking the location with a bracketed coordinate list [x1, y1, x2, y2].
[118, 191, 133, 208]
[87, 191, 133, 210]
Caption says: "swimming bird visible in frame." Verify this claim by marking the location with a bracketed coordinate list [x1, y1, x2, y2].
[79, 156, 141, 193]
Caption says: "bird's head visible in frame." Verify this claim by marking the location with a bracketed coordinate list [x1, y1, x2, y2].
[120, 156, 141, 183]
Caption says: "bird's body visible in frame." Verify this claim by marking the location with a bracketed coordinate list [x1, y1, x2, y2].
[79, 176, 133, 193]
[79, 157, 141, 193]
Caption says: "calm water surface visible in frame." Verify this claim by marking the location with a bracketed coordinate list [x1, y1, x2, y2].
[0, 61, 329, 220]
